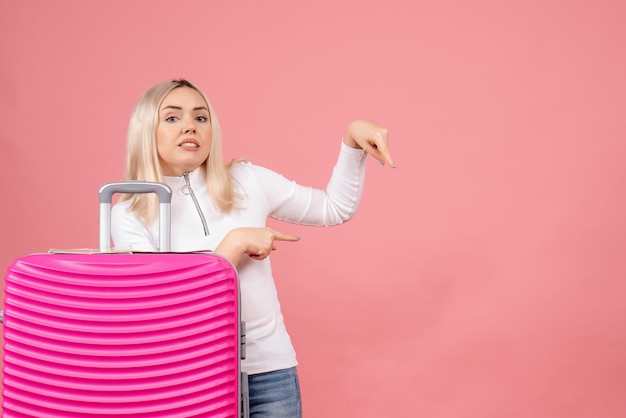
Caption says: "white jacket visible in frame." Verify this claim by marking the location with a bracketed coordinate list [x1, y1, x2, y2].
[111, 142, 367, 375]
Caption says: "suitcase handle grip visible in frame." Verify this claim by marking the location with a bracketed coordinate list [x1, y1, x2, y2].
[99, 181, 172, 204]
[98, 182, 172, 252]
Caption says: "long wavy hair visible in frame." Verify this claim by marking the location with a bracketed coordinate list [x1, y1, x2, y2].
[119, 79, 242, 225]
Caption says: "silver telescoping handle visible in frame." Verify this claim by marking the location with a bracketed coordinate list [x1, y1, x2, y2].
[98, 182, 173, 252]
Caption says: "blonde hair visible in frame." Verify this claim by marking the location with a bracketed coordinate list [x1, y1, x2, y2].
[120, 79, 242, 225]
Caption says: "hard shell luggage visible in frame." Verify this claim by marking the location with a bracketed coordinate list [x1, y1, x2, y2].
[2, 182, 249, 418]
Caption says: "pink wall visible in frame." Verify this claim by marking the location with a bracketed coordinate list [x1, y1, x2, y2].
[2, 0, 626, 416]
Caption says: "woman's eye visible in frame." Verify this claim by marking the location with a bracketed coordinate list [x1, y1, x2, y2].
[196, 115, 208, 122]
[165, 116, 178, 122]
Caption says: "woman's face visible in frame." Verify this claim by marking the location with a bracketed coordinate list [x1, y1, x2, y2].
[156, 87, 212, 176]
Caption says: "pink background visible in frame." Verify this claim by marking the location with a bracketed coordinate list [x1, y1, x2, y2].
[1, 1, 626, 416]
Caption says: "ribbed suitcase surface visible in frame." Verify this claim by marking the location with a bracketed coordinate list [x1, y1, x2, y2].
[2, 252, 241, 418]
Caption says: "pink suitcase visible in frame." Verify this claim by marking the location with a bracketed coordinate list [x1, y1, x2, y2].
[2, 182, 249, 418]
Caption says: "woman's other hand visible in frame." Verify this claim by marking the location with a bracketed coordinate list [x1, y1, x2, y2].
[214, 227, 300, 266]
[344, 119, 396, 168]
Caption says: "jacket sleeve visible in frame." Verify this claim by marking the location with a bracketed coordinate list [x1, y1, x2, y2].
[247, 142, 368, 226]
[110, 202, 159, 252]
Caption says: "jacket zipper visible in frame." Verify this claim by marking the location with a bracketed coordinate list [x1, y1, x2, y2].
[182, 172, 210, 236]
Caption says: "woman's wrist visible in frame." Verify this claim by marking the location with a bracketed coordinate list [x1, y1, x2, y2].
[343, 120, 365, 149]
[214, 229, 245, 266]
[342, 135, 361, 149]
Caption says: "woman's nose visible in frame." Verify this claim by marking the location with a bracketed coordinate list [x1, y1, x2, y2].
[183, 119, 196, 134]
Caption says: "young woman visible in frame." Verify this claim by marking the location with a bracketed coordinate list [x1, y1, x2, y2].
[111, 79, 395, 417]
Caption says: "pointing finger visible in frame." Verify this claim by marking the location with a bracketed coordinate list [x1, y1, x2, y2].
[365, 140, 396, 169]
[273, 232, 301, 242]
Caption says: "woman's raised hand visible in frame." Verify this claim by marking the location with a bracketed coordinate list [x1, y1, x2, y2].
[344, 119, 396, 168]
[214, 227, 300, 266]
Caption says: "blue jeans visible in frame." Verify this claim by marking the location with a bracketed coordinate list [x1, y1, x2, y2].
[248, 367, 302, 417]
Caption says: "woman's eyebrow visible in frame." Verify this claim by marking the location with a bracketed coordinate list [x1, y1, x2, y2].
[160, 105, 209, 112]
[160, 105, 182, 112]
